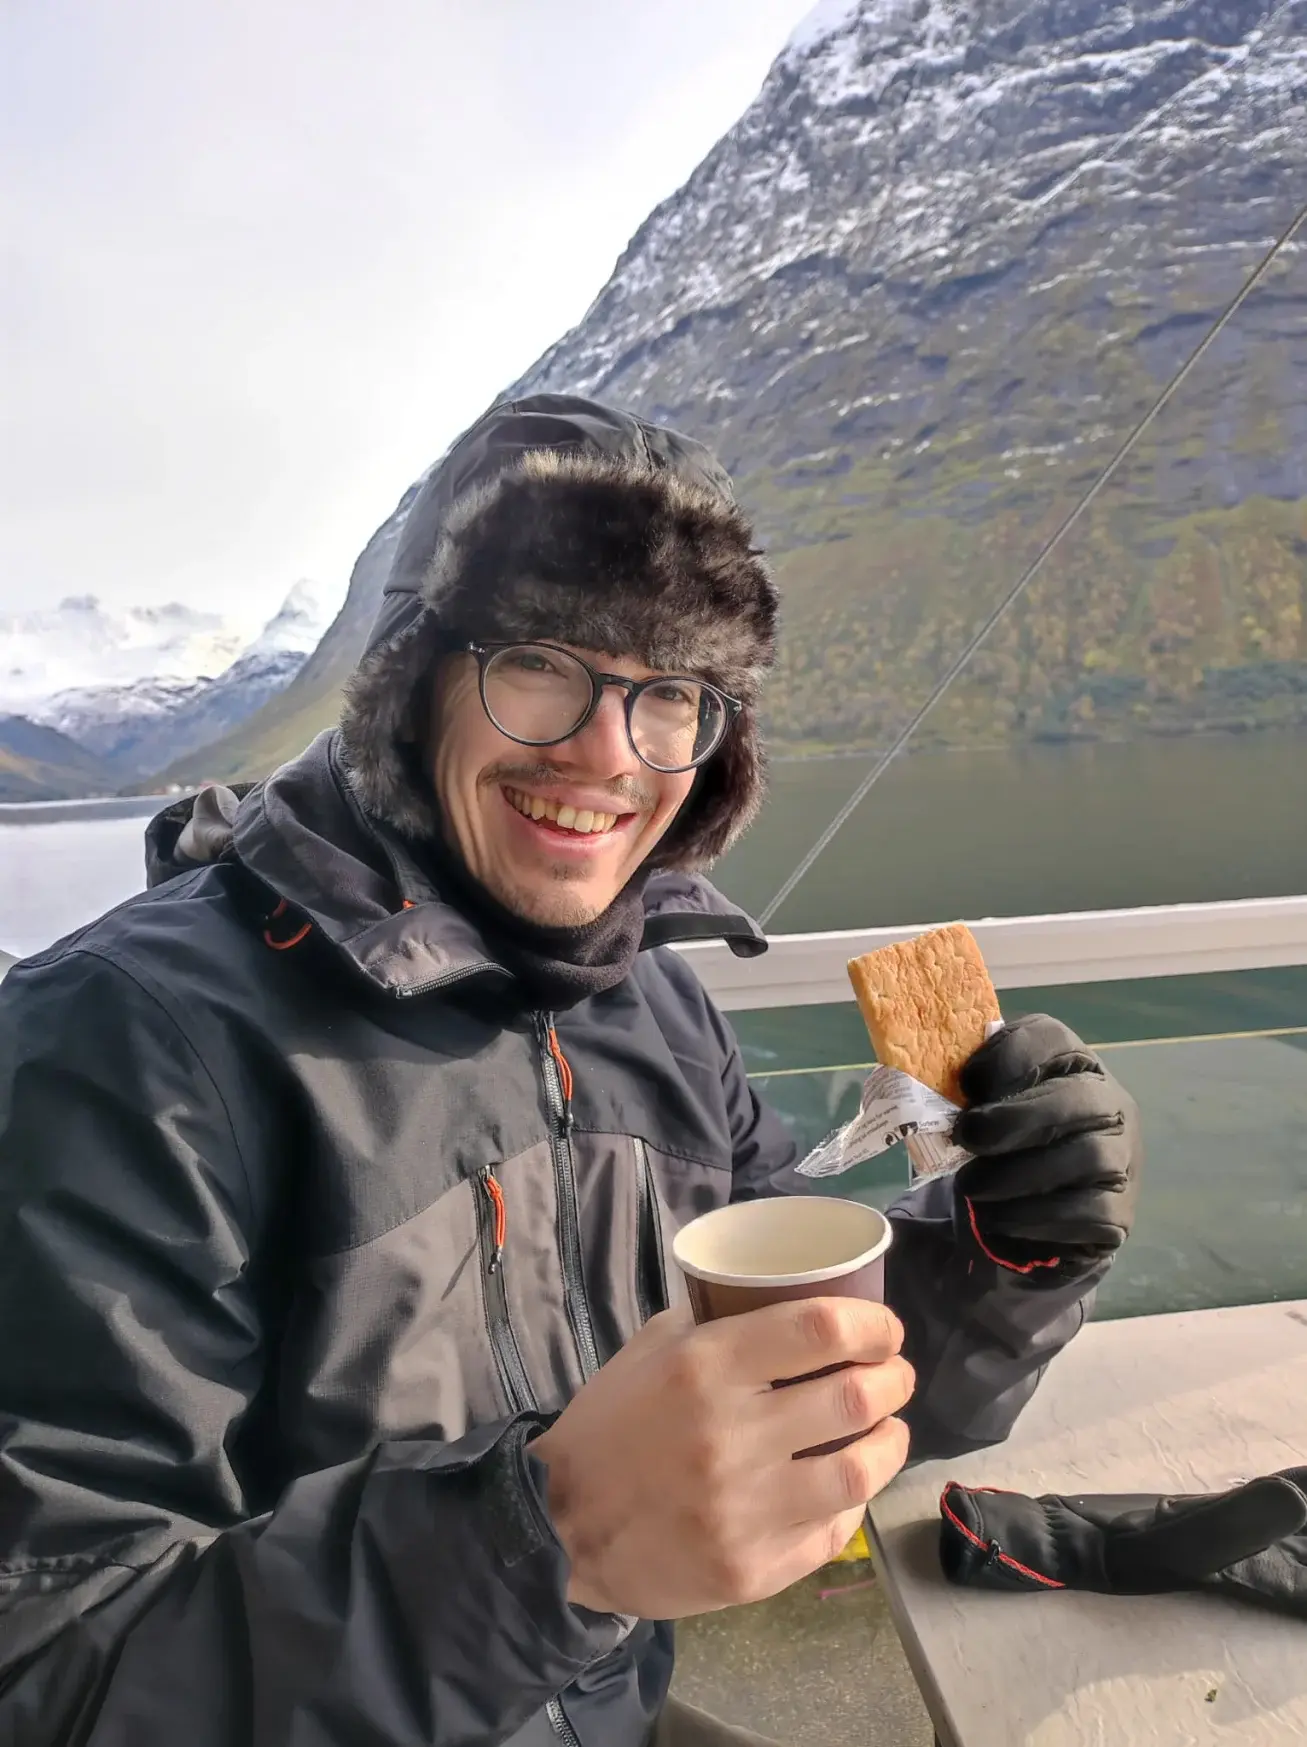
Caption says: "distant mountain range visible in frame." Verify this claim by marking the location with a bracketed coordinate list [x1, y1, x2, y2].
[0, 716, 120, 805]
[30, 0, 1307, 794]
[0, 584, 326, 800]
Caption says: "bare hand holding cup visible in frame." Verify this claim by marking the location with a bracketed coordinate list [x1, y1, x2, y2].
[532, 1197, 912, 1619]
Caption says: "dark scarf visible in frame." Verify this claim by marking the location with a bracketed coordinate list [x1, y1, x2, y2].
[420, 827, 649, 1013]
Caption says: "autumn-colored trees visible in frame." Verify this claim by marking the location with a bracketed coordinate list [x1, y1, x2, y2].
[757, 487, 1307, 753]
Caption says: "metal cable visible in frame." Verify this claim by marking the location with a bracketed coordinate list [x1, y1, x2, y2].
[758, 196, 1307, 930]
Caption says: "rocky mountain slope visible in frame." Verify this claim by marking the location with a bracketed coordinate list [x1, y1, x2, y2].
[160, 0, 1307, 786]
[0, 716, 120, 804]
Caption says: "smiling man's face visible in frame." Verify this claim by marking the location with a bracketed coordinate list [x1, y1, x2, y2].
[429, 646, 697, 926]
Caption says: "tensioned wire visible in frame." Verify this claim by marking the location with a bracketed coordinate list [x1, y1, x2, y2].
[757, 193, 1307, 931]
[747, 1025, 1307, 1080]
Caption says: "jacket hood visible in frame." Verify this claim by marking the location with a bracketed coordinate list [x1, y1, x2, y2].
[145, 735, 766, 1000]
[336, 393, 778, 872]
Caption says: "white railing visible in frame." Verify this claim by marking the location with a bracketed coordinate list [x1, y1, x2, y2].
[6, 896, 1307, 1005]
[675, 895, 1307, 1011]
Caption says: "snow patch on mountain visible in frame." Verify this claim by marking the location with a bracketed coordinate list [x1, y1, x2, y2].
[238, 579, 324, 663]
[0, 596, 251, 714]
[515, 0, 1305, 416]
[35, 677, 211, 746]
[783, 0, 864, 60]
[16, 585, 329, 777]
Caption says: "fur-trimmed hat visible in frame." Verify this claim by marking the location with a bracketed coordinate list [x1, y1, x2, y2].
[338, 393, 778, 870]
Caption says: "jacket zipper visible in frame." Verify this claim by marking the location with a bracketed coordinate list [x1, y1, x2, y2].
[538, 1014, 601, 1381]
[393, 961, 502, 999]
[474, 1165, 533, 1415]
[474, 1169, 585, 1747]
[546, 1696, 584, 1747]
[633, 1137, 669, 1325]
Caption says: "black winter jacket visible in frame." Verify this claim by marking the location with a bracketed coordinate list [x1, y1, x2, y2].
[0, 736, 1104, 1747]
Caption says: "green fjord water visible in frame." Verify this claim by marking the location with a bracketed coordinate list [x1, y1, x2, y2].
[3, 733, 1305, 1318]
[712, 728, 1307, 935]
[709, 730, 1307, 1322]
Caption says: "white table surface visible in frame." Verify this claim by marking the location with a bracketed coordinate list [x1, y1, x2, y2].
[865, 1299, 1307, 1746]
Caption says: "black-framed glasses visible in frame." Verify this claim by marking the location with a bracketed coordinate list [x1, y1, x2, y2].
[466, 641, 741, 773]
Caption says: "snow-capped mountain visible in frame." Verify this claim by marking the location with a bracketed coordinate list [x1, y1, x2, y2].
[504, 0, 1307, 751]
[162, 0, 1307, 790]
[15, 584, 327, 783]
[34, 676, 213, 750]
[235, 579, 324, 664]
[512, 0, 1306, 488]
[0, 596, 249, 714]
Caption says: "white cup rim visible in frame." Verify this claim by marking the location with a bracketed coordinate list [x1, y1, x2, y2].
[671, 1196, 892, 1290]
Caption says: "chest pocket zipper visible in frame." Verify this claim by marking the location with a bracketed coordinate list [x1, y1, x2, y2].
[474, 1165, 532, 1415]
[633, 1138, 669, 1325]
[539, 1017, 602, 1381]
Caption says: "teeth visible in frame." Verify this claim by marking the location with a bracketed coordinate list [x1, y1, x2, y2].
[506, 789, 618, 834]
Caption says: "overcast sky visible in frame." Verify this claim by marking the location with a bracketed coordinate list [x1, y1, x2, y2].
[2, 0, 811, 632]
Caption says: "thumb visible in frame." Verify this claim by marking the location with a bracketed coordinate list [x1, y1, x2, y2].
[1111, 1476, 1307, 1586]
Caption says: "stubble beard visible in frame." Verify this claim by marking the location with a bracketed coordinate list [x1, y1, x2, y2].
[490, 858, 612, 929]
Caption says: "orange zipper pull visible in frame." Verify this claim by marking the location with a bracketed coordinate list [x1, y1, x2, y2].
[547, 1025, 574, 1108]
[480, 1166, 507, 1273]
[263, 897, 313, 952]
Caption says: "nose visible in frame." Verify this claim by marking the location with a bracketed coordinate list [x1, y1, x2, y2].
[560, 684, 639, 775]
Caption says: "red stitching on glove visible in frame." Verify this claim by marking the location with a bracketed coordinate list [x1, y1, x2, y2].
[939, 1483, 1066, 1589]
[966, 1197, 1062, 1274]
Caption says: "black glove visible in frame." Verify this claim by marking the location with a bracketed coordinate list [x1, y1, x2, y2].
[939, 1468, 1307, 1622]
[951, 1015, 1142, 1279]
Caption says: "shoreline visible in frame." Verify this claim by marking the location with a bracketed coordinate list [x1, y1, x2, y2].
[0, 794, 172, 827]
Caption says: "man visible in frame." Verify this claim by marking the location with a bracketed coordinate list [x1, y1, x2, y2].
[0, 394, 1140, 1746]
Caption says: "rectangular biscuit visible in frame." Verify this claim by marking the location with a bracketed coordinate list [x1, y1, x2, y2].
[846, 923, 1001, 1106]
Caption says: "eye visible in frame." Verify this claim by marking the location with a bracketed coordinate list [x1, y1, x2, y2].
[503, 647, 559, 675]
[646, 679, 698, 707]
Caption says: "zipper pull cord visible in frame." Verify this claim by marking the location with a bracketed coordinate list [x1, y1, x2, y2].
[546, 1020, 575, 1130]
[480, 1166, 507, 1273]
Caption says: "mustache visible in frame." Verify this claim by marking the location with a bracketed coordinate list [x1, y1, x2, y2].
[485, 761, 658, 812]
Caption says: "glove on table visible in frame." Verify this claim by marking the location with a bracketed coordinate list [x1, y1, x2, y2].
[939, 1467, 1307, 1621]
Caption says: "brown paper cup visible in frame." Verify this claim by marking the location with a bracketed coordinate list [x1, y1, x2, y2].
[671, 1197, 893, 1456]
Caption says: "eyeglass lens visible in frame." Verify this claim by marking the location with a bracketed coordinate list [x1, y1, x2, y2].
[481, 645, 726, 772]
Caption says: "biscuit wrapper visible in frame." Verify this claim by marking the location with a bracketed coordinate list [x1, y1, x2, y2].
[796, 1020, 1003, 1185]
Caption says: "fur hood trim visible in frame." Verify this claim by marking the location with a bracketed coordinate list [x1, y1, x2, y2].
[337, 396, 777, 871]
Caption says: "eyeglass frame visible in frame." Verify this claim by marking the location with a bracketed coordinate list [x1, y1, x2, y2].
[463, 640, 742, 773]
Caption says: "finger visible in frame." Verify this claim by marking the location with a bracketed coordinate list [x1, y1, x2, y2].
[958, 1132, 1131, 1204]
[959, 1014, 1101, 1104]
[761, 1505, 871, 1601]
[954, 1076, 1125, 1157]
[972, 1186, 1130, 1250]
[778, 1415, 912, 1529]
[757, 1356, 917, 1459]
[712, 1296, 905, 1388]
